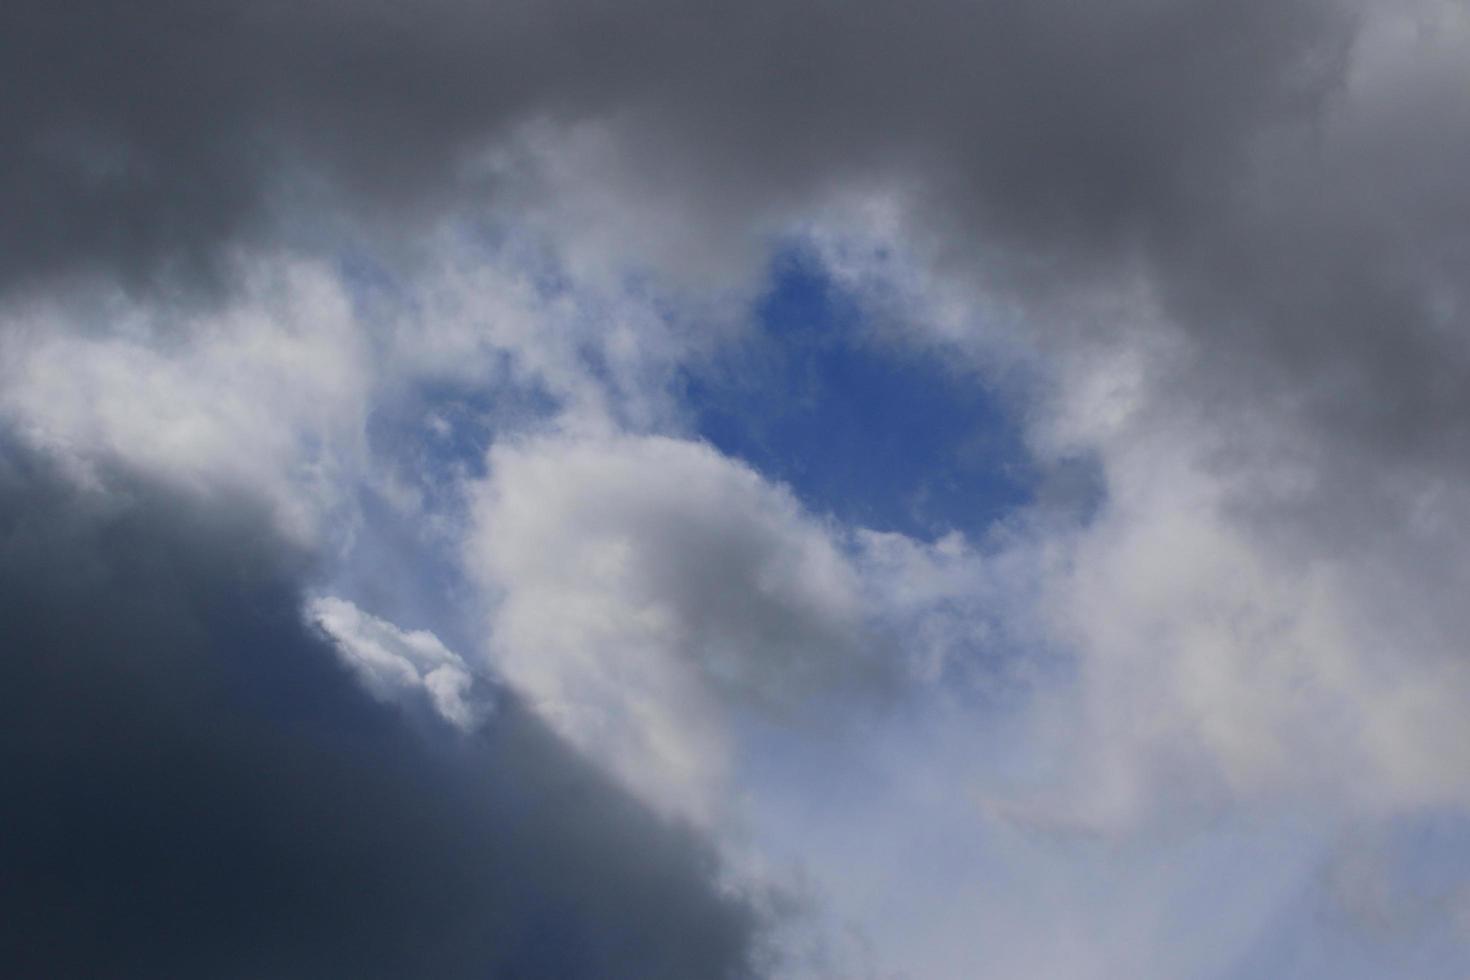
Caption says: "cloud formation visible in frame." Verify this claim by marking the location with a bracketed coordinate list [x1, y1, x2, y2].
[0, 0, 1355, 298]
[0, 445, 763, 979]
[308, 594, 492, 731]
[6, 0, 1470, 974]
[7, 0, 1466, 485]
[468, 429, 886, 822]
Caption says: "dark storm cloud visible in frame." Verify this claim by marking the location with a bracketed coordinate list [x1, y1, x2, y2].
[6, 0, 1470, 469]
[0, 0, 1344, 293]
[0, 444, 762, 979]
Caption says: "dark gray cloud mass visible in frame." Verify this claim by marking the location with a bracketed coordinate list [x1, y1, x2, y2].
[0, 444, 762, 979]
[0, 0, 1342, 289]
[7, 0, 1468, 470]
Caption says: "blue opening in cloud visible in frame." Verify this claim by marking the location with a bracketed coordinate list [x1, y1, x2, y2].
[685, 249, 1035, 538]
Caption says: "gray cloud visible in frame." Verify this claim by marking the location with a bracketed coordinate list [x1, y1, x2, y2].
[0, 0, 1348, 294]
[11, 0, 1465, 466]
[0, 442, 764, 979]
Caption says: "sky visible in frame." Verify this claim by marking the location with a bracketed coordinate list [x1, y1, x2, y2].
[3, 1, 1470, 977]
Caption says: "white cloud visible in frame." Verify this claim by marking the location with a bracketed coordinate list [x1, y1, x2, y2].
[0, 259, 372, 541]
[0, 227, 744, 548]
[307, 595, 491, 730]
[465, 428, 882, 823]
[1016, 330, 1470, 828]
[805, 205, 1470, 833]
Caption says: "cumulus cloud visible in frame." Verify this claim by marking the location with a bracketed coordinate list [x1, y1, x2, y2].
[1030, 353, 1470, 826]
[0, 258, 370, 540]
[467, 429, 887, 822]
[308, 595, 492, 731]
[0, 231, 727, 544]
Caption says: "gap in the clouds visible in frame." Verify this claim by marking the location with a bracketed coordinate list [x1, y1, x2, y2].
[683, 248, 1036, 538]
[343, 379, 559, 657]
[371, 376, 558, 480]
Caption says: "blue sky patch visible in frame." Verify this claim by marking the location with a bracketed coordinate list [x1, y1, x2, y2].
[684, 249, 1036, 538]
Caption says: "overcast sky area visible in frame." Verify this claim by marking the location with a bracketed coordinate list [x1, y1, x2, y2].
[4, 1, 1470, 977]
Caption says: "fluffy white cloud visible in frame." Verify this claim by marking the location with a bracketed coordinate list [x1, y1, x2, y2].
[0, 229, 739, 545]
[307, 595, 491, 730]
[1042, 382, 1470, 827]
[0, 260, 372, 540]
[466, 429, 884, 822]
